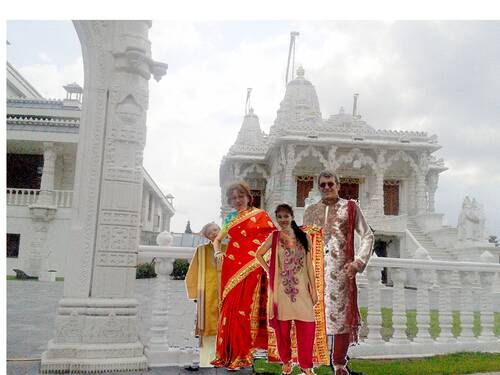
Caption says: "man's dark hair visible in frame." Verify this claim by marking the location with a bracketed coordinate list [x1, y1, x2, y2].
[318, 170, 340, 185]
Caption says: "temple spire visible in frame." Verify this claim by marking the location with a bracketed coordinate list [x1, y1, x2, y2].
[353, 93, 359, 117]
[245, 88, 252, 115]
[285, 31, 300, 85]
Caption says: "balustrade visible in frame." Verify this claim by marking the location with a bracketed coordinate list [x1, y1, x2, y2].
[352, 255, 499, 356]
[138, 236, 499, 364]
[6, 189, 73, 208]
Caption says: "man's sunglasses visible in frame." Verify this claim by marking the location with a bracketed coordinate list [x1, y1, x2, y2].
[319, 182, 336, 189]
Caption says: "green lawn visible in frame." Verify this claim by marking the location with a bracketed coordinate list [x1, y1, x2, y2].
[254, 352, 500, 375]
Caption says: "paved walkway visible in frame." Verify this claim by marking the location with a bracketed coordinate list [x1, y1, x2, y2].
[6, 279, 197, 360]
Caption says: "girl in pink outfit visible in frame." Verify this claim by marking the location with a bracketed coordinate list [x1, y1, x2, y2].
[256, 203, 318, 375]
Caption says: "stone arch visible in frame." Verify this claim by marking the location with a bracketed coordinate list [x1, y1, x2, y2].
[334, 148, 377, 172]
[240, 163, 269, 180]
[383, 150, 420, 175]
[41, 21, 166, 373]
[292, 145, 328, 171]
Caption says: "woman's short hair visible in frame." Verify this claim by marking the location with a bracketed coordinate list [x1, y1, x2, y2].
[200, 222, 219, 238]
[226, 181, 253, 206]
[318, 170, 340, 185]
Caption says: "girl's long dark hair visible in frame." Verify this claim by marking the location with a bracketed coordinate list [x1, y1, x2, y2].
[274, 203, 309, 252]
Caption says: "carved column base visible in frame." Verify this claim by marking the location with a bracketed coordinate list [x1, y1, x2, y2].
[41, 298, 146, 373]
[41, 341, 147, 373]
[145, 346, 197, 368]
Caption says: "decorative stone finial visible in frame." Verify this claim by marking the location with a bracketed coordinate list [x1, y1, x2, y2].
[156, 231, 173, 246]
[339, 106, 345, 114]
[296, 65, 305, 78]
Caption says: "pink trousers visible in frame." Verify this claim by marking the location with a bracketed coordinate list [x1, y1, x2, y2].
[274, 320, 316, 369]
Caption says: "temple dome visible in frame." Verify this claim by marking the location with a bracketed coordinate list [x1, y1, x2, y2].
[275, 65, 322, 128]
[229, 108, 268, 155]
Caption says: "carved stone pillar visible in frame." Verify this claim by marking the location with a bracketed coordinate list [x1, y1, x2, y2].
[26, 211, 56, 278]
[37, 142, 58, 206]
[436, 270, 456, 343]
[478, 251, 497, 342]
[408, 175, 416, 215]
[415, 172, 427, 215]
[373, 169, 385, 217]
[28, 142, 59, 278]
[283, 145, 296, 204]
[61, 153, 76, 190]
[458, 271, 477, 342]
[414, 267, 433, 343]
[390, 268, 410, 344]
[427, 172, 439, 213]
[364, 262, 384, 344]
[40, 21, 167, 373]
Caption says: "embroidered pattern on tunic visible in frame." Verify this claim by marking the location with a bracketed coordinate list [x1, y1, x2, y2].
[279, 234, 304, 303]
[303, 198, 374, 336]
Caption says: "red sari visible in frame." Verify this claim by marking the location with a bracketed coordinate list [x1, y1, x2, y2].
[211, 208, 275, 369]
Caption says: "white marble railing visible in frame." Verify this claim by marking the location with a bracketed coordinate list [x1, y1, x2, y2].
[138, 234, 499, 366]
[352, 253, 500, 357]
[6, 189, 73, 207]
[138, 235, 197, 368]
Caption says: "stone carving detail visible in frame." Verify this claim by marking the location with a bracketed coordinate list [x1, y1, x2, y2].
[78, 89, 108, 293]
[383, 150, 419, 174]
[240, 163, 269, 179]
[96, 252, 137, 267]
[83, 313, 134, 343]
[292, 145, 327, 171]
[54, 310, 84, 343]
[101, 211, 140, 226]
[335, 148, 377, 172]
[97, 226, 139, 251]
[458, 196, 486, 242]
[327, 146, 337, 171]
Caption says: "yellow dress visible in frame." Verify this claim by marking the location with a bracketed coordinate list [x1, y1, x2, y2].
[185, 242, 225, 366]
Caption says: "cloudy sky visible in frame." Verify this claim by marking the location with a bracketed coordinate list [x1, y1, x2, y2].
[6, 20, 500, 235]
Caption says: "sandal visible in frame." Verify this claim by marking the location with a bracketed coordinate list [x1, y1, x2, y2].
[282, 362, 293, 375]
[302, 368, 315, 375]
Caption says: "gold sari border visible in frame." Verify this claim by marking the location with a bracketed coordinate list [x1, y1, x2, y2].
[221, 258, 261, 302]
[227, 208, 265, 233]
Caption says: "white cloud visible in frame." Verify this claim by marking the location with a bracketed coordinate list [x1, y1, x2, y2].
[38, 52, 52, 63]
[18, 57, 83, 99]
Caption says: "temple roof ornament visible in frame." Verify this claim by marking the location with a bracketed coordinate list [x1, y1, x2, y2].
[228, 108, 268, 157]
[273, 65, 322, 130]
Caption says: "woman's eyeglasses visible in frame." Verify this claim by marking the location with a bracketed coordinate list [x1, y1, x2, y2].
[319, 182, 336, 189]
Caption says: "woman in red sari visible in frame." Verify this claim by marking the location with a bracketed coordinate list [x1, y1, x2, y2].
[211, 181, 275, 370]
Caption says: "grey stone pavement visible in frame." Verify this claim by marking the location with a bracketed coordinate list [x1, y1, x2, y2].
[6, 280, 500, 374]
